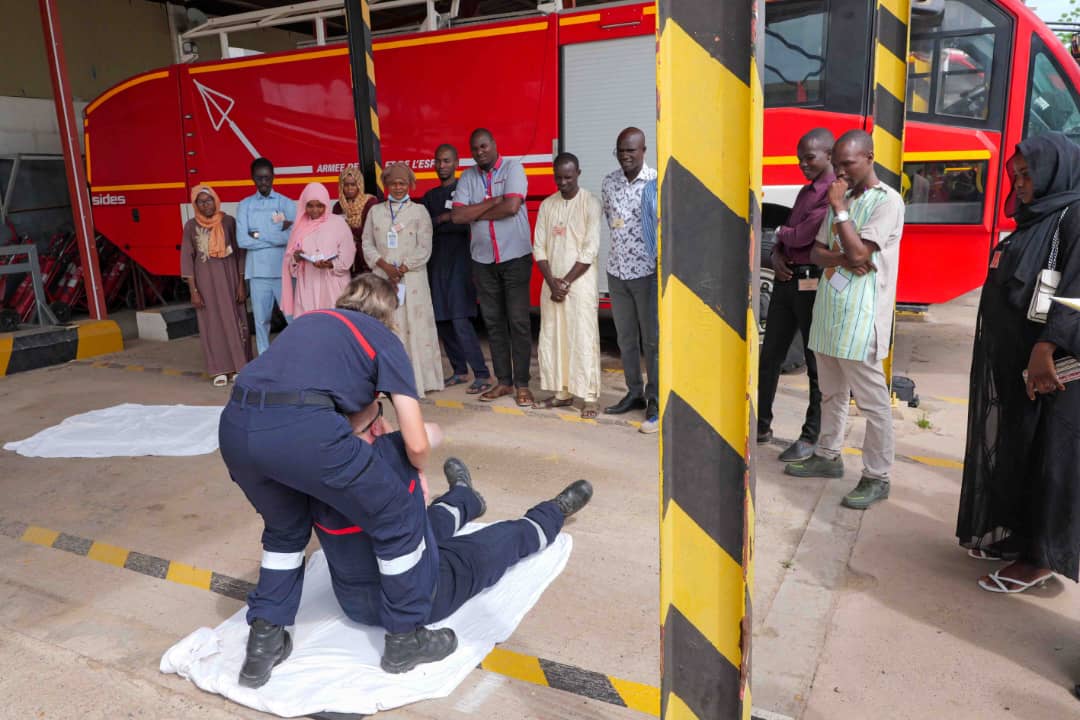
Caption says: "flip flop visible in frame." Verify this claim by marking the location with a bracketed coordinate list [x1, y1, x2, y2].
[532, 396, 574, 410]
[978, 569, 1054, 594]
[466, 379, 493, 395]
[212, 374, 228, 388]
[444, 374, 468, 387]
[581, 403, 599, 420]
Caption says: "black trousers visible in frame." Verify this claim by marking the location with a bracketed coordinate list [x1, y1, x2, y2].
[609, 272, 659, 401]
[473, 254, 533, 387]
[757, 271, 822, 442]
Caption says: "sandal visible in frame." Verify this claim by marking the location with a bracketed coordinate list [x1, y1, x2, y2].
[212, 374, 228, 388]
[479, 384, 514, 402]
[467, 379, 493, 395]
[532, 396, 574, 410]
[978, 569, 1054, 594]
[444, 374, 468, 387]
[515, 387, 535, 407]
[581, 403, 599, 420]
[968, 547, 1019, 561]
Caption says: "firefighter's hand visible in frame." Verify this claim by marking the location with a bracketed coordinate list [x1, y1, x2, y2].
[235, 283, 247, 305]
[772, 248, 793, 282]
[190, 289, 205, 309]
[1026, 342, 1064, 400]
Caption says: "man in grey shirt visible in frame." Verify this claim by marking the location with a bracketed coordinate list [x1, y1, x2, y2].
[451, 128, 535, 407]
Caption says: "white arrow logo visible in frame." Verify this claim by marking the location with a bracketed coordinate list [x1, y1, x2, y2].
[193, 79, 312, 174]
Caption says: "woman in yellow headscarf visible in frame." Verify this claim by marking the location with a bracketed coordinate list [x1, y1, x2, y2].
[181, 184, 253, 386]
[333, 164, 378, 274]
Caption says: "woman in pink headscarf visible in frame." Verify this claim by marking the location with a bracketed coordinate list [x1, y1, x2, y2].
[282, 182, 356, 317]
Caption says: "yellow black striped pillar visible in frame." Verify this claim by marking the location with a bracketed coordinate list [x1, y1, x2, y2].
[872, 0, 910, 388]
[345, 0, 384, 192]
[657, 1, 762, 718]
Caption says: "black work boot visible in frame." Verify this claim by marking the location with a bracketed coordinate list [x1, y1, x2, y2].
[238, 618, 293, 688]
[381, 626, 458, 674]
[442, 457, 486, 519]
[552, 479, 594, 518]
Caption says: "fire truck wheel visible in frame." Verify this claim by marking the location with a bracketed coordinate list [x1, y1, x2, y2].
[0, 309, 18, 332]
[50, 301, 72, 324]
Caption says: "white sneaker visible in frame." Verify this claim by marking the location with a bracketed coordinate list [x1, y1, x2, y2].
[639, 417, 659, 434]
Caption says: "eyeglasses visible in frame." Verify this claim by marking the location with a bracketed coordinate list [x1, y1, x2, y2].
[357, 401, 383, 435]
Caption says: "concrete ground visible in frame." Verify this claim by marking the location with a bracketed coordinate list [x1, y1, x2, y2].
[0, 294, 1076, 718]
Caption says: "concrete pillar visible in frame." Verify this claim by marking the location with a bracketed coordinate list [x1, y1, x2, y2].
[657, 0, 763, 717]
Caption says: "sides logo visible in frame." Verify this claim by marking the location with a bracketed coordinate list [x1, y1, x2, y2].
[91, 194, 126, 206]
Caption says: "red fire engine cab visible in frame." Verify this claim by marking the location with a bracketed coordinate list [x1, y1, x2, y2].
[85, 0, 1080, 310]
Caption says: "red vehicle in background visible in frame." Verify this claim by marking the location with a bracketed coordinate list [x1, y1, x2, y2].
[85, 0, 1080, 314]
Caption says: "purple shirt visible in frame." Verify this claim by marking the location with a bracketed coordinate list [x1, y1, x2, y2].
[775, 171, 834, 265]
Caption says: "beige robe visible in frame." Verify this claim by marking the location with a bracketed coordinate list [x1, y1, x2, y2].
[362, 198, 444, 396]
[533, 188, 602, 402]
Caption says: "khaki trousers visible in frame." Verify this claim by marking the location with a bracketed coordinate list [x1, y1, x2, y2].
[814, 353, 895, 481]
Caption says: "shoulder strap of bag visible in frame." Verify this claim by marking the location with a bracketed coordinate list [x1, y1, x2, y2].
[1049, 207, 1069, 272]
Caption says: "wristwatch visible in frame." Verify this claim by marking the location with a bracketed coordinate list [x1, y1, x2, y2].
[834, 210, 851, 224]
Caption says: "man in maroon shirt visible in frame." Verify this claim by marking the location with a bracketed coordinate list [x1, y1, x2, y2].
[758, 128, 835, 462]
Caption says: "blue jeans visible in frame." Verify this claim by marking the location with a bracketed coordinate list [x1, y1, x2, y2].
[249, 277, 287, 355]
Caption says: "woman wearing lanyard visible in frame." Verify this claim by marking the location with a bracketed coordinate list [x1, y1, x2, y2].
[220, 273, 454, 688]
[363, 163, 445, 397]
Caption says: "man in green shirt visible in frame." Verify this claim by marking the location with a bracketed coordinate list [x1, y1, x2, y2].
[784, 130, 905, 510]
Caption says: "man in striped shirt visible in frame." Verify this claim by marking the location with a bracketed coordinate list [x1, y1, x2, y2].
[784, 130, 904, 510]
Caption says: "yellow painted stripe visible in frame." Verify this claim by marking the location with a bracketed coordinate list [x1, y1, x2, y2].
[84, 132, 92, 185]
[763, 154, 798, 167]
[747, 305, 759, 419]
[875, 40, 908, 103]
[559, 12, 600, 26]
[361, 0, 371, 27]
[937, 395, 968, 405]
[872, 127, 904, 176]
[611, 675, 661, 716]
[124, 365, 145, 372]
[480, 647, 549, 687]
[21, 526, 60, 548]
[558, 413, 597, 425]
[879, 0, 908, 29]
[90, 182, 185, 192]
[370, 106, 381, 139]
[660, 501, 744, 669]
[165, 561, 213, 590]
[162, 368, 185, 377]
[435, 399, 463, 409]
[905, 149, 990, 162]
[0, 334, 12, 377]
[75, 320, 123, 360]
[87, 541, 129, 568]
[665, 689, 700, 719]
[909, 455, 963, 469]
[745, 484, 756, 596]
[492, 406, 525, 416]
[643, 4, 656, 16]
[374, 21, 548, 51]
[658, 22, 749, 221]
[660, 276, 747, 459]
[202, 175, 340, 188]
[742, 686, 753, 720]
[366, 52, 376, 87]
[85, 70, 170, 114]
[189, 47, 349, 75]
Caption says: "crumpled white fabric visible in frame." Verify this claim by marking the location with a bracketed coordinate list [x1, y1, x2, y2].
[3, 403, 223, 457]
[161, 526, 572, 717]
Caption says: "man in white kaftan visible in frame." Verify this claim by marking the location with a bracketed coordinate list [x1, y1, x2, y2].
[532, 153, 602, 418]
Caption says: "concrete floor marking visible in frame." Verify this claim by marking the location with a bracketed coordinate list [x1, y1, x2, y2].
[0, 516, 664, 715]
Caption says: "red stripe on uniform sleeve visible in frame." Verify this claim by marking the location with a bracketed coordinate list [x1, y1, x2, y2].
[314, 521, 363, 535]
[408, 478, 416, 494]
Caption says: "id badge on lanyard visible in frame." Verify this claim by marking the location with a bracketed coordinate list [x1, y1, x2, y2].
[388, 201, 405, 249]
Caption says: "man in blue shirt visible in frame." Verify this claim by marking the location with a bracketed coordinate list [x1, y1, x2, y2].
[237, 157, 295, 354]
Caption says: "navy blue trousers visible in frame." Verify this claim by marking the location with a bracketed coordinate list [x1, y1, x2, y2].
[314, 485, 563, 625]
[437, 317, 490, 380]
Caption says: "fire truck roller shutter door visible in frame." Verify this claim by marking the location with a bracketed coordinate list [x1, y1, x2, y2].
[561, 34, 657, 298]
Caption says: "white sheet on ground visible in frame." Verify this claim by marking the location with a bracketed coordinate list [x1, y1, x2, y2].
[3, 403, 223, 457]
[160, 525, 572, 717]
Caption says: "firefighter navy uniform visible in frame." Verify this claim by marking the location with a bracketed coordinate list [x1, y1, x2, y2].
[218, 307, 567, 681]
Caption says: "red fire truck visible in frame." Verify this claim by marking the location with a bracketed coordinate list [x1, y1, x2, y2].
[85, 0, 1080, 311]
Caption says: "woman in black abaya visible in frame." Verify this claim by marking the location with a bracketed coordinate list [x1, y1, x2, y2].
[957, 132, 1080, 593]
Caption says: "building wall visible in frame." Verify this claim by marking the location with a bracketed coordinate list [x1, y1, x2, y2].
[0, 0, 308, 156]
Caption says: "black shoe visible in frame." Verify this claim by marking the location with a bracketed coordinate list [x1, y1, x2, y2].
[778, 439, 815, 463]
[757, 428, 773, 445]
[553, 479, 593, 517]
[381, 626, 458, 674]
[605, 393, 646, 415]
[645, 398, 659, 422]
[442, 457, 486, 519]
[238, 618, 293, 688]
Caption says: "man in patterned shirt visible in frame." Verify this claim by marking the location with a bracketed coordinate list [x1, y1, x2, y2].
[602, 127, 659, 423]
[784, 130, 904, 510]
